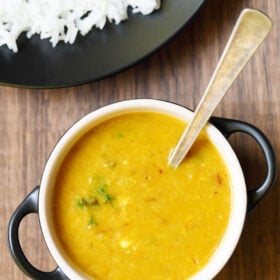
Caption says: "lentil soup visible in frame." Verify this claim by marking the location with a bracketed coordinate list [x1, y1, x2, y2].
[52, 112, 231, 279]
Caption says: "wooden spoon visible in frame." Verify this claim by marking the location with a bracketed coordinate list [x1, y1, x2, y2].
[168, 8, 272, 168]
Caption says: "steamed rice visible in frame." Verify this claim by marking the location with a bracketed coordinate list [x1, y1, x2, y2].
[0, 0, 161, 52]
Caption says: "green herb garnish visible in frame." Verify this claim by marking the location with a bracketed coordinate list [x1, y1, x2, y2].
[116, 132, 124, 138]
[88, 215, 97, 227]
[97, 187, 114, 204]
[77, 196, 99, 208]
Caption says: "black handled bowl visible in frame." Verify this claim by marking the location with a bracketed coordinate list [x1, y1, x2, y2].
[8, 99, 277, 280]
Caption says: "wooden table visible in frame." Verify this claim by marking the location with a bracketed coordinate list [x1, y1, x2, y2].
[0, 0, 279, 279]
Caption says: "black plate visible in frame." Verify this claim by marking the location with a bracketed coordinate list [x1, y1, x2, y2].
[0, 0, 205, 88]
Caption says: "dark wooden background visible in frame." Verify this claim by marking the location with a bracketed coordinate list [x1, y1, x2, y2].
[0, 0, 279, 279]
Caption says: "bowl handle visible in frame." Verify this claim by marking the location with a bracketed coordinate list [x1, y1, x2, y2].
[8, 186, 68, 280]
[210, 117, 277, 212]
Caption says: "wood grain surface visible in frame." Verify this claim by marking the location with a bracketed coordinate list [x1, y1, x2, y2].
[0, 0, 279, 279]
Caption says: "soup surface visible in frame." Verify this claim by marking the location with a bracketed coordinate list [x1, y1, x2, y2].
[52, 112, 231, 280]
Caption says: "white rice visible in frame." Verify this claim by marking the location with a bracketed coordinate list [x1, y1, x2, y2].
[0, 0, 161, 52]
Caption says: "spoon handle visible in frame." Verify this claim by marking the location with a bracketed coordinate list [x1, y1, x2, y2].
[168, 8, 272, 168]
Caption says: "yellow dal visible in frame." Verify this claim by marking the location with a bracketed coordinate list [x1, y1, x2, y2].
[52, 112, 231, 280]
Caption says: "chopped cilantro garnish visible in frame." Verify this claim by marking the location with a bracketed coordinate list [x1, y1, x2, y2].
[88, 215, 97, 227]
[97, 187, 114, 204]
[77, 197, 99, 208]
[77, 199, 85, 209]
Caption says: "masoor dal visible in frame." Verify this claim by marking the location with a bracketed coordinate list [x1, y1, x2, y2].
[52, 112, 231, 279]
